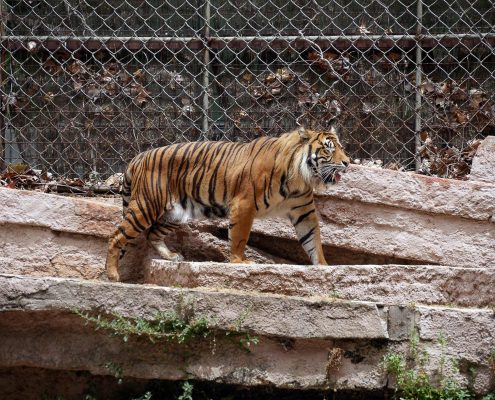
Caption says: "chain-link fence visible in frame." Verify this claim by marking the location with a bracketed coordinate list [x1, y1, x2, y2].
[0, 0, 494, 190]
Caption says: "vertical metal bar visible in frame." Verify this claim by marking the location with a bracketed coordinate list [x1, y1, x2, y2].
[202, 0, 211, 140]
[0, 0, 5, 165]
[414, 0, 423, 172]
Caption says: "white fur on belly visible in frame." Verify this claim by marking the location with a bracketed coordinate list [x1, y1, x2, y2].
[168, 201, 204, 223]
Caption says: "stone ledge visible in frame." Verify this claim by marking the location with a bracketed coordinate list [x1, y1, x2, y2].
[0, 188, 121, 238]
[471, 136, 495, 184]
[321, 164, 495, 221]
[0, 274, 388, 340]
[145, 261, 495, 308]
[0, 274, 494, 393]
[246, 196, 495, 267]
[0, 310, 388, 390]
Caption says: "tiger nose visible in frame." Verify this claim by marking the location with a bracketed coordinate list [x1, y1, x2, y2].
[342, 160, 349, 168]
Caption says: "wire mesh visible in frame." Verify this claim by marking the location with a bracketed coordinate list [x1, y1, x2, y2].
[0, 0, 494, 189]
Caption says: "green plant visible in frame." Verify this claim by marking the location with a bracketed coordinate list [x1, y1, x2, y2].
[238, 332, 259, 350]
[177, 381, 194, 400]
[224, 306, 259, 352]
[75, 310, 210, 345]
[382, 331, 474, 400]
[132, 392, 152, 400]
[488, 349, 495, 374]
[74, 306, 260, 355]
[328, 290, 343, 300]
[105, 361, 124, 384]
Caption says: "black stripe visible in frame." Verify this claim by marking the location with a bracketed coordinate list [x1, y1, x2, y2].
[263, 177, 270, 208]
[293, 209, 315, 226]
[150, 148, 163, 216]
[135, 196, 153, 226]
[265, 137, 280, 194]
[118, 225, 133, 240]
[252, 181, 259, 211]
[222, 143, 244, 202]
[127, 208, 147, 232]
[298, 227, 315, 246]
[165, 143, 187, 204]
[291, 199, 314, 210]
[208, 142, 230, 206]
[289, 188, 313, 199]
[279, 173, 288, 198]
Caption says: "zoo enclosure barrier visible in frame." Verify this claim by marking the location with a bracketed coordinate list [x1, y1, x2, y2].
[0, 0, 494, 190]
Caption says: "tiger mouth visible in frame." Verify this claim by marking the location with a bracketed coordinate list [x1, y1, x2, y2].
[324, 171, 342, 184]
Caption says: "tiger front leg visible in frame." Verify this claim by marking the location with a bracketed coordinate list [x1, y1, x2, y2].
[289, 200, 327, 265]
[228, 199, 256, 264]
[147, 221, 184, 262]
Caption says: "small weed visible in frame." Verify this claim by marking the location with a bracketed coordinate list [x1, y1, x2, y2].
[74, 309, 210, 345]
[177, 381, 194, 400]
[132, 392, 152, 400]
[74, 305, 259, 358]
[105, 361, 124, 384]
[488, 349, 495, 374]
[224, 306, 259, 352]
[238, 332, 259, 350]
[382, 332, 475, 400]
[231, 306, 252, 331]
[328, 290, 344, 300]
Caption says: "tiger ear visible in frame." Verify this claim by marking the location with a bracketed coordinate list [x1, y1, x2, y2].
[298, 127, 310, 142]
[328, 119, 338, 134]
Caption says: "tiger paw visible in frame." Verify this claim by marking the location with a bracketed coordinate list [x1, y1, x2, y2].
[106, 270, 120, 282]
[167, 252, 184, 262]
[230, 256, 255, 264]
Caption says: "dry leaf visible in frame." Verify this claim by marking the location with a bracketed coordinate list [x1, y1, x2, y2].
[43, 58, 62, 75]
[450, 106, 468, 124]
[242, 73, 253, 83]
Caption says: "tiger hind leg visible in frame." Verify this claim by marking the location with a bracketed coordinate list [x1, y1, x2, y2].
[147, 221, 184, 262]
[106, 199, 154, 281]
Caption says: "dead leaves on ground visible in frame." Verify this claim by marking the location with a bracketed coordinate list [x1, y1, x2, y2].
[250, 67, 295, 101]
[307, 51, 350, 80]
[418, 131, 482, 179]
[0, 163, 123, 194]
[3, 57, 152, 114]
[414, 76, 493, 129]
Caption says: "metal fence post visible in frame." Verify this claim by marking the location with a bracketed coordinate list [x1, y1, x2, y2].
[0, 0, 5, 165]
[415, 0, 423, 172]
[202, 0, 211, 140]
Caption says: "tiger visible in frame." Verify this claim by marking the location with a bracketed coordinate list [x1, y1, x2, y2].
[106, 126, 350, 281]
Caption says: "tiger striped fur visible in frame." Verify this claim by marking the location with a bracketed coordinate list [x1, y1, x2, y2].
[106, 126, 350, 281]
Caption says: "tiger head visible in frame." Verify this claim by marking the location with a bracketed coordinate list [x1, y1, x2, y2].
[299, 126, 350, 185]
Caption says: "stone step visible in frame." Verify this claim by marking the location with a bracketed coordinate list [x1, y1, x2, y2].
[0, 273, 494, 394]
[0, 273, 388, 340]
[145, 260, 495, 308]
